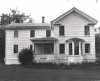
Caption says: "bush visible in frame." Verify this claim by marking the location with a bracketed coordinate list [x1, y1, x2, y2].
[18, 48, 34, 65]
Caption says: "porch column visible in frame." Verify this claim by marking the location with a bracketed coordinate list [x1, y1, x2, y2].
[72, 42, 74, 56]
[79, 42, 81, 55]
[83, 43, 85, 55]
[65, 43, 68, 55]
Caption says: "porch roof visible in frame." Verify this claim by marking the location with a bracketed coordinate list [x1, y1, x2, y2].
[30, 37, 58, 42]
[66, 38, 85, 42]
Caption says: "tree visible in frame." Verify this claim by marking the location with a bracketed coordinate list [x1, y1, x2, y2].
[18, 48, 34, 65]
[0, 9, 30, 25]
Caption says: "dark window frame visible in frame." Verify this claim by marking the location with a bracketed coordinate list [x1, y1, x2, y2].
[84, 25, 90, 36]
[69, 43, 73, 55]
[74, 42, 79, 55]
[59, 25, 64, 36]
[46, 30, 51, 37]
[59, 44, 65, 54]
[14, 44, 18, 53]
[30, 30, 35, 37]
[14, 30, 18, 38]
[85, 43, 90, 53]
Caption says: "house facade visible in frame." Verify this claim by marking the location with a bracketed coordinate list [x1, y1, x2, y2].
[4, 7, 97, 65]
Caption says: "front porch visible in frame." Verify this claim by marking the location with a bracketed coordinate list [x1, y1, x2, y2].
[31, 37, 95, 64]
[31, 37, 57, 63]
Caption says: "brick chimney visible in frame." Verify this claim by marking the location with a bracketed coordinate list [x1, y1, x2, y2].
[42, 16, 45, 23]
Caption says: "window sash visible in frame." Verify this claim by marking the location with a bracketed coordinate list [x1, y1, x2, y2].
[30, 30, 35, 37]
[14, 45, 18, 53]
[59, 44, 65, 54]
[74, 42, 79, 55]
[85, 43, 90, 53]
[14, 30, 18, 38]
[85, 26, 90, 35]
[46, 30, 51, 37]
[30, 44, 33, 50]
[59, 26, 64, 36]
[69, 43, 72, 55]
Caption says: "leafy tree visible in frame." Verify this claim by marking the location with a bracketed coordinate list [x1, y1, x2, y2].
[0, 9, 30, 25]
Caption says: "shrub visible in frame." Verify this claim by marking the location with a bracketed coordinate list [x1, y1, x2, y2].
[18, 48, 34, 65]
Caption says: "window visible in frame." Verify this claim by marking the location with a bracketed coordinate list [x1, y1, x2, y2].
[34, 43, 54, 54]
[30, 44, 33, 50]
[74, 42, 79, 55]
[59, 44, 65, 54]
[69, 43, 72, 55]
[14, 30, 18, 38]
[59, 25, 64, 36]
[46, 30, 51, 37]
[30, 30, 35, 37]
[85, 26, 90, 35]
[14, 45, 18, 53]
[85, 43, 90, 53]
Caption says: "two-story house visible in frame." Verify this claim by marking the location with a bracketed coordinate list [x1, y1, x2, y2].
[4, 7, 97, 65]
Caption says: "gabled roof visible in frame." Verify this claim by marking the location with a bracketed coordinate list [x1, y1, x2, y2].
[51, 7, 97, 25]
[5, 23, 51, 30]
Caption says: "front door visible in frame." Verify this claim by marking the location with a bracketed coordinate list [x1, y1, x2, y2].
[74, 42, 79, 55]
[69, 42, 80, 55]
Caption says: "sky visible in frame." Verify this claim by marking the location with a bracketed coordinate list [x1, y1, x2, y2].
[0, 0, 100, 27]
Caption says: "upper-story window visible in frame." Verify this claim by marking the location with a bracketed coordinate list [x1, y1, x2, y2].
[84, 25, 90, 36]
[46, 30, 51, 37]
[14, 30, 18, 38]
[59, 25, 64, 36]
[30, 30, 35, 37]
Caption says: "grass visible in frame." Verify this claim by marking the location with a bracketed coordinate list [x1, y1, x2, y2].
[0, 63, 100, 81]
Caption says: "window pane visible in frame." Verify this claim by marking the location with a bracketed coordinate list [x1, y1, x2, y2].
[69, 43, 72, 55]
[14, 30, 18, 37]
[59, 44, 65, 54]
[74, 42, 79, 55]
[85, 26, 90, 35]
[14, 45, 18, 53]
[85, 43, 90, 53]
[30, 30, 35, 37]
[46, 30, 51, 37]
[34, 43, 54, 54]
[59, 26, 64, 36]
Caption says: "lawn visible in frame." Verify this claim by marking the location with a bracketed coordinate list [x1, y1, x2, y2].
[0, 64, 100, 81]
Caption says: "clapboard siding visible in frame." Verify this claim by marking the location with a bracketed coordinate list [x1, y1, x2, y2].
[5, 29, 50, 64]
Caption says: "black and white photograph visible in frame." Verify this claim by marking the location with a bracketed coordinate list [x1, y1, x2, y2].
[0, 0, 99, 81]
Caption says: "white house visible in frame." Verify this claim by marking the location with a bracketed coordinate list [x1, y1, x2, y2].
[4, 7, 97, 65]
